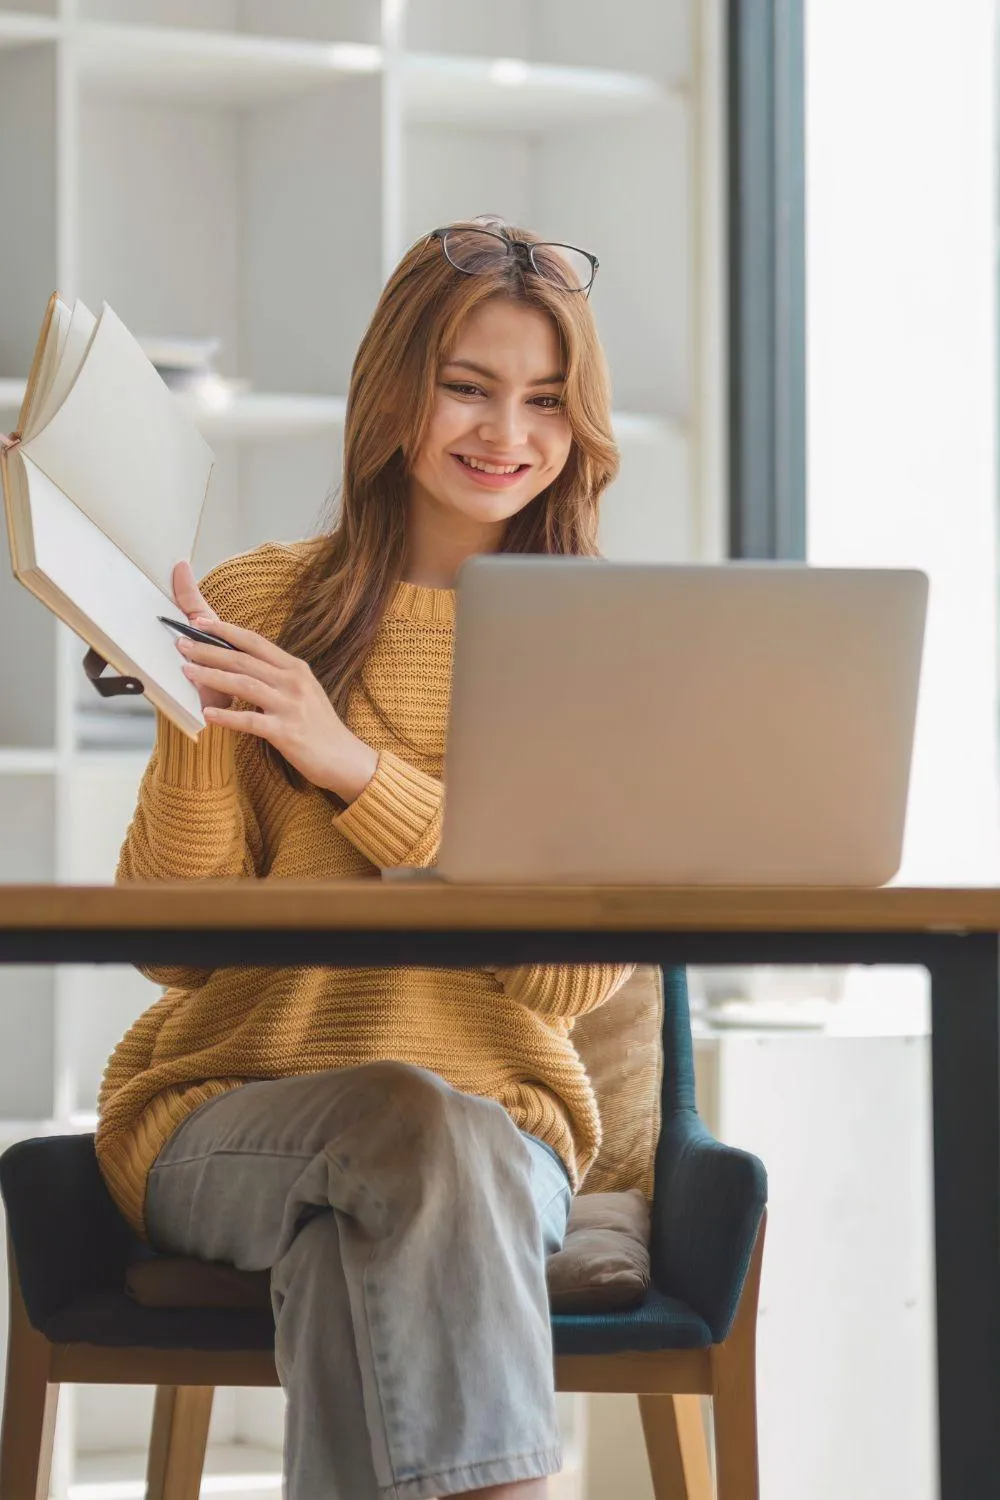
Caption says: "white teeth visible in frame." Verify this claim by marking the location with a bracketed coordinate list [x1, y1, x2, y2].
[458, 455, 521, 475]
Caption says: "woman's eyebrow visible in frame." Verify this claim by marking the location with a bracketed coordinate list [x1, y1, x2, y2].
[444, 358, 566, 386]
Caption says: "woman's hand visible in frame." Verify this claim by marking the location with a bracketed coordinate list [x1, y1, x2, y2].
[170, 561, 379, 803]
[171, 561, 234, 713]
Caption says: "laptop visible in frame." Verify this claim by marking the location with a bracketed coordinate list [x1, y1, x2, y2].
[389, 556, 928, 887]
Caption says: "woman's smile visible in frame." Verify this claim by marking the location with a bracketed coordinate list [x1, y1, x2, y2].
[451, 452, 532, 488]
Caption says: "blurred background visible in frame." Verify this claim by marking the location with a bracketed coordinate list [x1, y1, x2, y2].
[0, 0, 994, 1495]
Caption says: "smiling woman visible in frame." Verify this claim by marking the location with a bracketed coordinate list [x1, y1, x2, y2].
[406, 299, 576, 578]
[98, 216, 634, 1500]
[254, 214, 620, 787]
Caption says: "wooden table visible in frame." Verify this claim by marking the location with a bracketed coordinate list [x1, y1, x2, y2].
[1, 880, 997, 1500]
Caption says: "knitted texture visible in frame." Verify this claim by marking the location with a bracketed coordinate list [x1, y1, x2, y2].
[96, 541, 634, 1237]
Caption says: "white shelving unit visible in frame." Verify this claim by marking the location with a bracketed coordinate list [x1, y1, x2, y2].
[0, 0, 708, 1491]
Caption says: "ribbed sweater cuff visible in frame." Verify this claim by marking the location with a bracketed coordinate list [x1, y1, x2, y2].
[332, 749, 442, 868]
[154, 712, 235, 791]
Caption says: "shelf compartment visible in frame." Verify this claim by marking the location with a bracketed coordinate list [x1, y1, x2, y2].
[69, 21, 382, 104]
[402, 0, 689, 91]
[0, 37, 57, 378]
[76, 0, 382, 47]
[0, 772, 56, 1121]
[401, 53, 673, 129]
[0, 569, 57, 751]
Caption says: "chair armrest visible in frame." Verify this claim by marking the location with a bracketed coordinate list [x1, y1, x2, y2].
[651, 1109, 767, 1343]
[0, 1134, 137, 1332]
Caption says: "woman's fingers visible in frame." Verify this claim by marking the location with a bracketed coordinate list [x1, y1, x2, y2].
[190, 612, 292, 667]
[175, 637, 283, 686]
[202, 705, 276, 739]
[172, 559, 218, 624]
[181, 662, 283, 713]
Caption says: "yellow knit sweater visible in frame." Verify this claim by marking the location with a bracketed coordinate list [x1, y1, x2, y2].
[96, 541, 634, 1236]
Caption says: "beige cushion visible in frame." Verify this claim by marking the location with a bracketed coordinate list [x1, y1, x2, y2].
[546, 1188, 651, 1311]
[127, 1185, 652, 1315]
[572, 963, 664, 1198]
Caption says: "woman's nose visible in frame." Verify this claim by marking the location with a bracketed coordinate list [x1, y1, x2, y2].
[477, 400, 527, 450]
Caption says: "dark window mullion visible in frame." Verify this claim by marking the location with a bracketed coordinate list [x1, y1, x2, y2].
[727, 0, 807, 561]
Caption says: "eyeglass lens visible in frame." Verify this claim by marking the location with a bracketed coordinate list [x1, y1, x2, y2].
[442, 229, 595, 293]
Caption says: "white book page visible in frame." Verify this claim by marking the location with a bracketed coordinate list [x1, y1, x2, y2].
[21, 302, 214, 598]
[24, 455, 206, 730]
[23, 298, 98, 443]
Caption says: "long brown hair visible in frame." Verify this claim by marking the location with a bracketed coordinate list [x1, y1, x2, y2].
[268, 217, 620, 789]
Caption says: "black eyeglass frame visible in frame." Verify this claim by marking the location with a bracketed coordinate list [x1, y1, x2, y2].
[429, 226, 600, 297]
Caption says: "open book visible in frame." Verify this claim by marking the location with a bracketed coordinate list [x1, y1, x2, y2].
[0, 292, 215, 739]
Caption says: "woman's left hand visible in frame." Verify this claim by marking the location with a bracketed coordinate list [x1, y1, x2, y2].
[175, 619, 379, 803]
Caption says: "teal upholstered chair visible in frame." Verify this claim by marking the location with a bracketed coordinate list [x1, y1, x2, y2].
[0, 967, 767, 1500]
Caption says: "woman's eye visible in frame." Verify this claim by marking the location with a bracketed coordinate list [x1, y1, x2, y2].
[443, 383, 563, 410]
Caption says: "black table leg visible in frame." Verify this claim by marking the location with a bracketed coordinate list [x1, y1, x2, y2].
[928, 933, 1000, 1499]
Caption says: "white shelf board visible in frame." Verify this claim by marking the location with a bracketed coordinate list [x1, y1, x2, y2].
[0, 380, 346, 441]
[175, 390, 347, 441]
[612, 411, 685, 444]
[0, 12, 58, 47]
[67, 22, 381, 105]
[401, 53, 675, 129]
[0, 749, 58, 774]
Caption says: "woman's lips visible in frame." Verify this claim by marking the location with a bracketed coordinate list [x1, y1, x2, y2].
[451, 453, 530, 488]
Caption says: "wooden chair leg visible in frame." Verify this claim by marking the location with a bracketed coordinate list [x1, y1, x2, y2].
[0, 1254, 58, 1500]
[146, 1385, 214, 1500]
[639, 1392, 713, 1500]
[710, 1211, 767, 1500]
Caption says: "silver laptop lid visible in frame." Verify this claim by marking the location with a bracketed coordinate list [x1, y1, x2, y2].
[437, 557, 928, 886]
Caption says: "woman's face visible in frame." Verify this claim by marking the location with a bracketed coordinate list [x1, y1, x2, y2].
[408, 298, 573, 534]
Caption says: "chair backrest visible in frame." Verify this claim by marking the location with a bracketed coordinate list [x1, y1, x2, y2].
[651, 965, 768, 1342]
[0, 1130, 136, 1330]
[660, 963, 698, 1116]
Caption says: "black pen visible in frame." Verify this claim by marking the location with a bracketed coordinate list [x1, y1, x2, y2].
[157, 615, 237, 651]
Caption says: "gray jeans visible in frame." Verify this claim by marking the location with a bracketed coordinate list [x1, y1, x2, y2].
[145, 1062, 573, 1500]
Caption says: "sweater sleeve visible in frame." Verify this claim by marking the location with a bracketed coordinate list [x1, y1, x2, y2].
[114, 543, 296, 988]
[331, 749, 442, 869]
[491, 961, 636, 1022]
[116, 713, 263, 988]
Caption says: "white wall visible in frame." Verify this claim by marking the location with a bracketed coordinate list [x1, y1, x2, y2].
[806, 0, 999, 885]
[715, 1031, 936, 1500]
